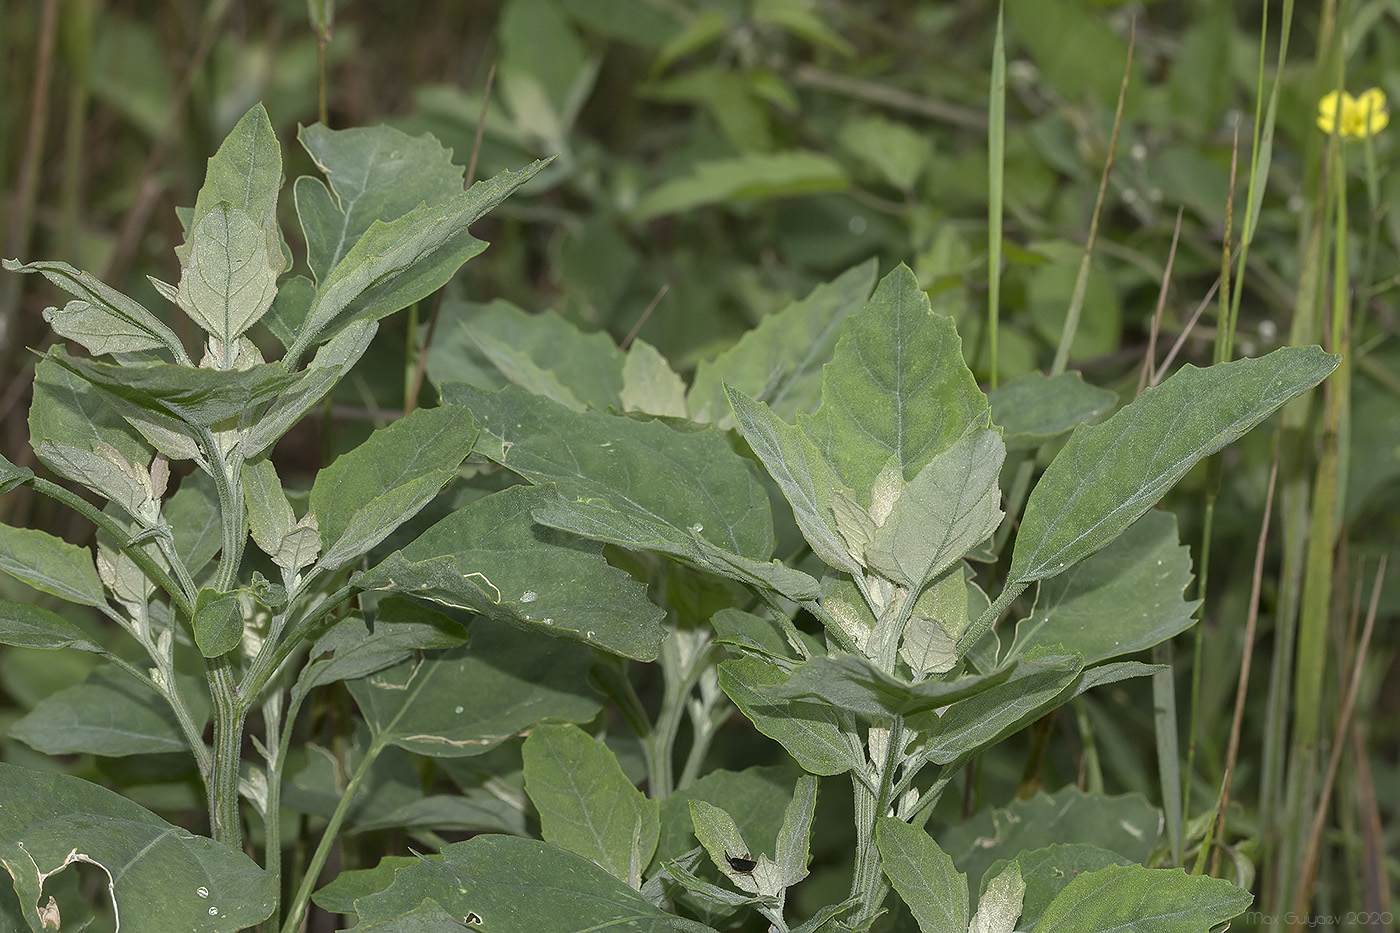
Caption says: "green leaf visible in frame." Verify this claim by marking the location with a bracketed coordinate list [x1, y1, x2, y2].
[938, 786, 1162, 905]
[862, 429, 1005, 590]
[0, 523, 106, 607]
[310, 403, 476, 558]
[356, 485, 665, 661]
[292, 159, 549, 360]
[774, 653, 1015, 720]
[192, 587, 243, 657]
[3, 258, 187, 361]
[0, 600, 102, 652]
[522, 723, 660, 888]
[1033, 864, 1252, 932]
[262, 273, 315, 349]
[774, 774, 817, 887]
[296, 122, 465, 283]
[348, 623, 600, 758]
[654, 765, 802, 869]
[345, 835, 715, 932]
[29, 356, 149, 467]
[242, 319, 378, 459]
[621, 339, 688, 418]
[1010, 347, 1339, 583]
[803, 265, 990, 495]
[426, 299, 626, 410]
[987, 371, 1116, 452]
[980, 844, 1131, 931]
[1011, 510, 1197, 665]
[182, 102, 283, 268]
[31, 441, 156, 525]
[174, 204, 279, 348]
[726, 387, 860, 576]
[716, 657, 864, 776]
[447, 382, 776, 561]
[875, 818, 968, 933]
[0, 762, 273, 932]
[167, 469, 222, 576]
[969, 861, 1024, 933]
[840, 116, 932, 191]
[44, 347, 298, 428]
[914, 648, 1083, 763]
[291, 600, 466, 707]
[9, 664, 208, 757]
[633, 152, 847, 222]
[0, 451, 34, 495]
[242, 458, 295, 561]
[689, 259, 877, 426]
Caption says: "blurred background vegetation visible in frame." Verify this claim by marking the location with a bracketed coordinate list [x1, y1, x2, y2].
[1, 0, 1396, 921]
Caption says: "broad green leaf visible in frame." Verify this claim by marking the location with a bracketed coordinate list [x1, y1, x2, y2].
[242, 458, 295, 561]
[690, 800, 782, 895]
[863, 429, 1005, 589]
[192, 587, 242, 657]
[726, 388, 860, 576]
[1011, 510, 1197, 665]
[633, 152, 848, 221]
[980, 844, 1131, 931]
[0, 452, 33, 495]
[174, 204, 279, 348]
[31, 441, 156, 525]
[309, 403, 476, 556]
[352, 791, 528, 836]
[290, 600, 466, 707]
[655, 766, 802, 869]
[345, 835, 715, 932]
[348, 622, 600, 758]
[296, 122, 465, 282]
[1033, 864, 1252, 932]
[318, 469, 457, 571]
[241, 319, 378, 458]
[774, 775, 817, 887]
[689, 258, 877, 426]
[357, 485, 665, 661]
[900, 563, 969, 676]
[426, 299, 626, 410]
[938, 787, 1162, 904]
[9, 664, 207, 756]
[773, 653, 1015, 720]
[522, 723, 659, 888]
[969, 862, 1024, 933]
[987, 371, 1116, 451]
[0, 600, 102, 652]
[44, 348, 298, 428]
[3, 258, 187, 362]
[840, 115, 932, 191]
[876, 818, 968, 933]
[802, 264, 989, 495]
[311, 855, 430, 915]
[1011, 347, 1339, 583]
[446, 382, 775, 560]
[0, 523, 106, 607]
[621, 339, 688, 418]
[292, 159, 549, 360]
[40, 299, 169, 356]
[716, 657, 863, 776]
[710, 607, 798, 662]
[262, 273, 315, 349]
[0, 762, 273, 933]
[1069, 661, 1164, 699]
[914, 648, 1083, 763]
[181, 102, 282, 267]
[29, 356, 149, 467]
[166, 469, 222, 576]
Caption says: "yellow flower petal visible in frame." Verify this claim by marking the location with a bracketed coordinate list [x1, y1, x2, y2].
[1318, 88, 1389, 138]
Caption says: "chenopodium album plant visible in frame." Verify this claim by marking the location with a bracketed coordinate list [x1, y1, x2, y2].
[0, 101, 1338, 932]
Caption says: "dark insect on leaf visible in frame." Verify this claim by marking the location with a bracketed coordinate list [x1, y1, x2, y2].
[726, 853, 757, 873]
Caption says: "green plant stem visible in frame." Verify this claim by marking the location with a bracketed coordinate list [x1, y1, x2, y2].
[281, 737, 388, 933]
[986, 0, 1005, 389]
[206, 655, 246, 847]
[956, 580, 1027, 655]
[848, 717, 905, 926]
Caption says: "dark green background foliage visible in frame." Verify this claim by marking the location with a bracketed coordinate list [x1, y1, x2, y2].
[0, 1, 1396, 930]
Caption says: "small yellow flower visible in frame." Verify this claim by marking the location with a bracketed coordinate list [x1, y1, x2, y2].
[1317, 88, 1389, 138]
